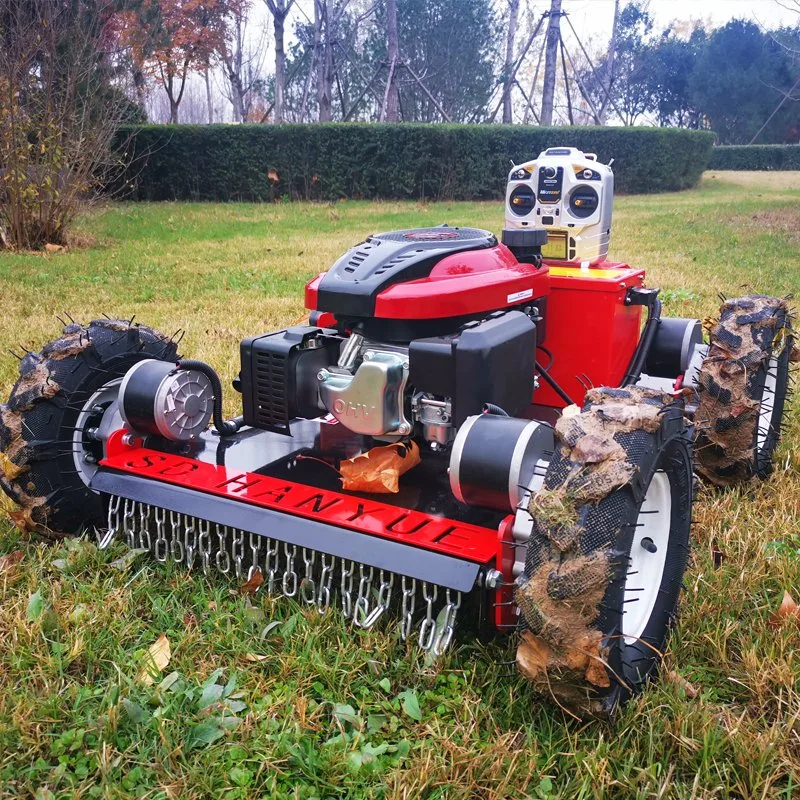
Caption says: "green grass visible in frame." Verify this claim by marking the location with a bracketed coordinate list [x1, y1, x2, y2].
[1, 171, 800, 799]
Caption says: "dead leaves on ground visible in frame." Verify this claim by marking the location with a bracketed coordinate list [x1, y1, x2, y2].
[768, 591, 800, 629]
[238, 568, 264, 595]
[137, 634, 172, 685]
[0, 550, 23, 576]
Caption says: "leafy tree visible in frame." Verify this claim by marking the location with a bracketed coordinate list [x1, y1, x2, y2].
[689, 20, 798, 144]
[639, 28, 705, 128]
[378, 0, 499, 123]
[581, 0, 654, 125]
[120, 0, 243, 123]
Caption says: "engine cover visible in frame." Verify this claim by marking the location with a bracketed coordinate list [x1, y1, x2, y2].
[314, 226, 496, 318]
[318, 348, 411, 437]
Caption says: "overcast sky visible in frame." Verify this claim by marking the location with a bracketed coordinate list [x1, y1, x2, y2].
[561, 0, 799, 39]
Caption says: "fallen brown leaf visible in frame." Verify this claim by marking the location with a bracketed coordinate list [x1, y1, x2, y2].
[183, 612, 198, 628]
[340, 441, 421, 494]
[0, 550, 24, 574]
[137, 633, 172, 685]
[667, 670, 699, 698]
[245, 652, 269, 663]
[516, 631, 550, 682]
[239, 568, 264, 595]
[768, 591, 800, 629]
[8, 507, 37, 532]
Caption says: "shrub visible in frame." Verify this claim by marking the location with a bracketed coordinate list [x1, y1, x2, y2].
[114, 124, 714, 202]
[709, 144, 800, 171]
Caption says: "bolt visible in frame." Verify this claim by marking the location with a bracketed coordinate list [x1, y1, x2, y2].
[83, 453, 96, 464]
[317, 369, 328, 381]
[91, 405, 106, 416]
[484, 569, 504, 589]
[640, 537, 658, 553]
[363, 351, 375, 361]
[85, 427, 100, 441]
[121, 432, 138, 447]
[398, 422, 411, 435]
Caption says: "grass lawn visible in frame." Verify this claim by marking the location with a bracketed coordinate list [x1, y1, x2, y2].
[1, 171, 799, 799]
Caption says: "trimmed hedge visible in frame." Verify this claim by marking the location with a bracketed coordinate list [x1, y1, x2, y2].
[114, 123, 714, 201]
[709, 144, 800, 171]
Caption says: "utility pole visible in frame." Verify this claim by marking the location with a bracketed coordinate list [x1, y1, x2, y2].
[598, 0, 620, 123]
[540, 0, 562, 126]
[502, 0, 521, 124]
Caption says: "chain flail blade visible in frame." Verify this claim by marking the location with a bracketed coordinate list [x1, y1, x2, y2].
[100, 498, 465, 655]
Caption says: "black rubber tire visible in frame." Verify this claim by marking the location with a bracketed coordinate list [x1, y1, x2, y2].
[695, 295, 794, 487]
[514, 387, 693, 719]
[0, 319, 178, 537]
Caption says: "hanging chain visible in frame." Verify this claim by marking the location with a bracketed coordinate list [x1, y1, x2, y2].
[104, 497, 467, 655]
[123, 499, 137, 549]
[264, 538, 279, 593]
[282, 542, 298, 597]
[247, 533, 262, 580]
[169, 511, 185, 565]
[137, 503, 152, 551]
[353, 565, 374, 628]
[230, 528, 245, 580]
[340, 559, 354, 619]
[153, 507, 168, 563]
[400, 576, 417, 641]
[317, 554, 334, 613]
[433, 589, 462, 655]
[300, 548, 317, 604]
[214, 524, 232, 574]
[418, 582, 438, 651]
[198, 519, 212, 575]
[183, 515, 198, 570]
[98, 495, 121, 550]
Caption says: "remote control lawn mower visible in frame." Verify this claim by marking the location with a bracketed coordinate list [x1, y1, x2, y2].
[1, 147, 795, 719]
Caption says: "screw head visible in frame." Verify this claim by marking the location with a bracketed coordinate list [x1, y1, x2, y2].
[317, 369, 328, 381]
[398, 422, 411, 435]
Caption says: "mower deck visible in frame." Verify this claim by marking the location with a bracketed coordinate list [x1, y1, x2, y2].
[93, 423, 504, 598]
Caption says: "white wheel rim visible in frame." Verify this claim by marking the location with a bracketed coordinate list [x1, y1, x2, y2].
[72, 379, 124, 489]
[757, 356, 779, 452]
[623, 470, 671, 644]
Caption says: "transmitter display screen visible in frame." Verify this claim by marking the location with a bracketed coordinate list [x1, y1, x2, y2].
[541, 230, 568, 260]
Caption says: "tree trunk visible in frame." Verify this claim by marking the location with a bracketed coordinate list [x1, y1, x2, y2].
[274, 9, 286, 122]
[266, 0, 294, 122]
[382, 0, 400, 122]
[502, 0, 520, 124]
[315, 0, 333, 122]
[205, 68, 213, 123]
[540, 0, 562, 126]
[597, 0, 619, 124]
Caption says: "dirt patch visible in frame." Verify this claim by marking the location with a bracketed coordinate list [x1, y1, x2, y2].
[735, 208, 800, 245]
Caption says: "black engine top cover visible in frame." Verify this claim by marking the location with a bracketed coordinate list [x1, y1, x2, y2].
[315, 226, 496, 318]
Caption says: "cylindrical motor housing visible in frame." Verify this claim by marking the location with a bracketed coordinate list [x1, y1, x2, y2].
[449, 414, 554, 511]
[645, 318, 703, 379]
[119, 359, 214, 441]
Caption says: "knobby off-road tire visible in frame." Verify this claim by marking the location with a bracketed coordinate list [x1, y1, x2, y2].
[0, 319, 178, 538]
[514, 386, 693, 719]
[695, 295, 796, 487]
